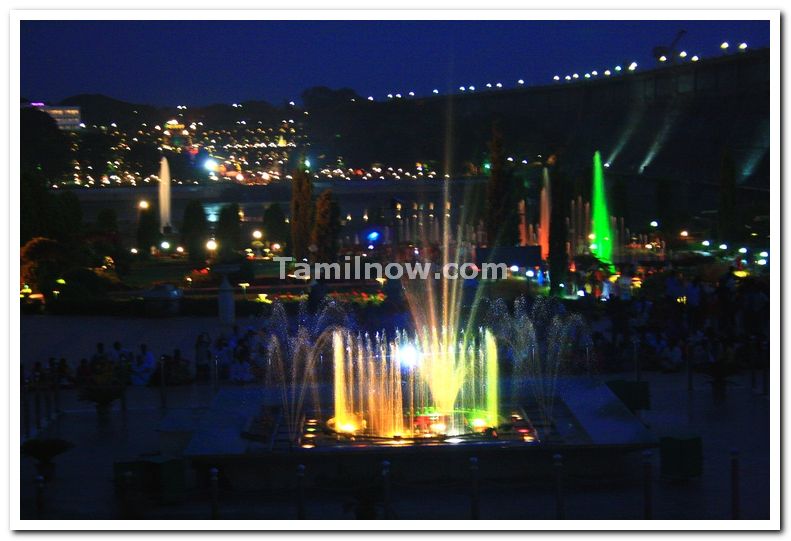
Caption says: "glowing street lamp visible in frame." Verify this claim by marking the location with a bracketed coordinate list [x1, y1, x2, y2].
[138, 200, 150, 210]
[680, 230, 689, 237]
[720, 42, 730, 50]
[160, 241, 170, 250]
[252, 230, 263, 240]
[206, 239, 218, 252]
[719, 243, 728, 250]
[650, 220, 659, 228]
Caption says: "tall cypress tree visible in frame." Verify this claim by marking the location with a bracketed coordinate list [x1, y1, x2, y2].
[719, 149, 737, 242]
[136, 207, 160, 259]
[484, 124, 518, 246]
[290, 166, 314, 261]
[548, 159, 569, 296]
[310, 189, 341, 263]
[216, 203, 242, 261]
[180, 200, 209, 263]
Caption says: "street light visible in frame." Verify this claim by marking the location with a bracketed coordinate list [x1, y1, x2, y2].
[138, 200, 150, 210]
[650, 220, 659, 228]
[160, 241, 170, 250]
[206, 239, 218, 252]
[252, 230, 263, 240]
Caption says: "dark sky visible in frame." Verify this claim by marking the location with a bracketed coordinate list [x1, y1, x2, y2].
[21, 19, 769, 106]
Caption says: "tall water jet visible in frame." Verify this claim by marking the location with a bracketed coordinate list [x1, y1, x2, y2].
[539, 167, 551, 261]
[591, 151, 614, 270]
[158, 156, 172, 233]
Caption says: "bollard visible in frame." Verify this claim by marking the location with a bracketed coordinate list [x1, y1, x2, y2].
[34, 378, 42, 430]
[210, 467, 219, 519]
[211, 356, 219, 394]
[159, 357, 167, 410]
[121, 471, 134, 518]
[296, 464, 306, 520]
[35, 475, 45, 515]
[643, 450, 653, 519]
[749, 336, 757, 391]
[381, 460, 392, 519]
[731, 449, 740, 519]
[53, 374, 61, 417]
[553, 454, 564, 519]
[22, 381, 31, 440]
[469, 457, 480, 520]
[44, 376, 52, 422]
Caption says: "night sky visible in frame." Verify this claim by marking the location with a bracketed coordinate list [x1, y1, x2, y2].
[21, 19, 769, 107]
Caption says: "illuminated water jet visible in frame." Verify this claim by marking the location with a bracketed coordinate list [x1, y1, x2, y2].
[591, 151, 614, 270]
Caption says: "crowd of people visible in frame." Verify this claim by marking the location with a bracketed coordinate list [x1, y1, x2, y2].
[23, 265, 769, 395]
[586, 266, 770, 378]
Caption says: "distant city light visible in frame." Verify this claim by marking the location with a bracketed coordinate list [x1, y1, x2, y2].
[304, 158, 311, 168]
[572, 73, 579, 79]
[591, 71, 598, 76]
[509, 265, 519, 273]
[204, 158, 218, 171]
[760, 251, 769, 257]
[691, 55, 700, 62]
[738, 247, 748, 254]
[176, 246, 184, 253]
[160, 241, 170, 250]
[459, 86, 465, 92]
[367, 231, 380, 242]
[138, 200, 150, 210]
[408, 91, 415, 96]
[252, 230, 263, 240]
[432, 89, 439, 94]
[553, 75, 560, 81]
[702, 240, 711, 247]
[757, 258, 767, 266]
[604, 70, 611, 76]
[130, 248, 138, 254]
[565, 75, 571, 81]
[206, 239, 218, 251]
[659, 55, 667, 62]
[645, 244, 653, 250]
[679, 51, 687, 58]
[518, 79, 525, 84]
[650, 220, 658, 227]
[628, 62, 638, 71]
[577, 290, 586, 297]
[721, 42, 730, 50]
[739, 42, 748, 50]
[614, 65, 622, 71]
[719, 243, 728, 250]
[680, 230, 689, 237]
[468, 86, 475, 91]
[525, 269, 535, 278]
[367, 96, 374, 101]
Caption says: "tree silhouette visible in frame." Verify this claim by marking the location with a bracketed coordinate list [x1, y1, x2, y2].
[719, 149, 737, 241]
[548, 160, 569, 296]
[180, 200, 209, 263]
[262, 203, 289, 247]
[310, 189, 341, 263]
[136, 207, 160, 259]
[216, 203, 242, 261]
[484, 124, 518, 246]
[290, 166, 314, 261]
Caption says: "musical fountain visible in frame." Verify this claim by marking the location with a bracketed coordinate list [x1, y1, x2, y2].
[169, 154, 655, 487]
